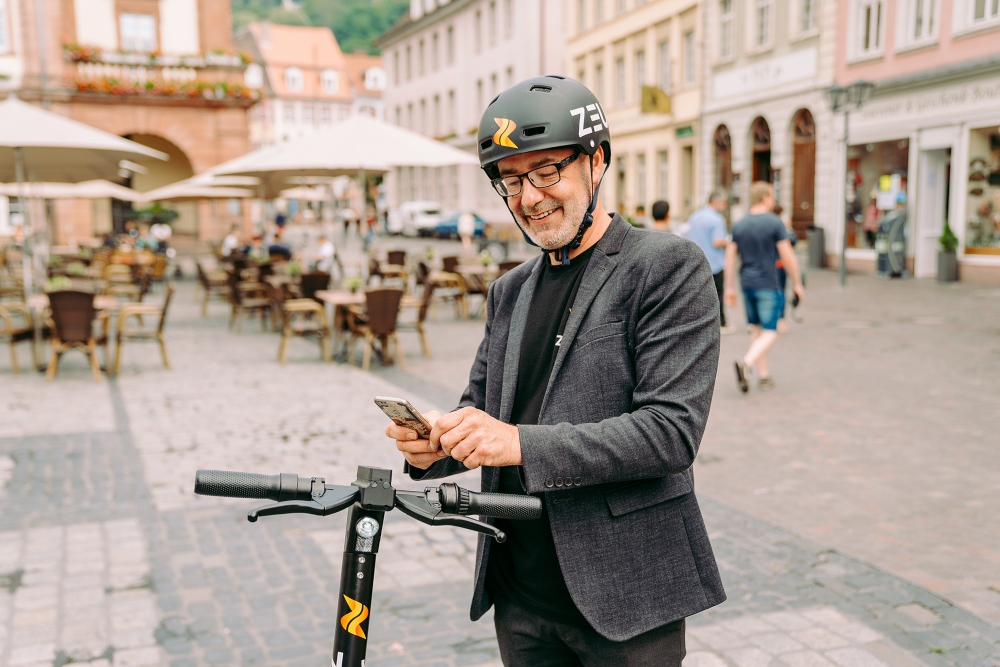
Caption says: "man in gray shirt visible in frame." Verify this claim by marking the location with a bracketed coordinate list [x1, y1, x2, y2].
[686, 191, 730, 332]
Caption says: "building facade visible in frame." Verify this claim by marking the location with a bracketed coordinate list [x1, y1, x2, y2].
[834, 0, 1000, 282]
[2, 0, 255, 242]
[375, 0, 564, 223]
[699, 0, 838, 240]
[567, 0, 701, 221]
[235, 22, 386, 149]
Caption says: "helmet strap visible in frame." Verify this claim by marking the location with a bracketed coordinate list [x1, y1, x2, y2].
[550, 154, 606, 266]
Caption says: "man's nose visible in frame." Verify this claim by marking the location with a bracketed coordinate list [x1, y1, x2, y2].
[519, 179, 545, 208]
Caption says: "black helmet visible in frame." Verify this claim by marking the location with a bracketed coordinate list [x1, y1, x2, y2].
[477, 76, 611, 263]
[478, 75, 611, 179]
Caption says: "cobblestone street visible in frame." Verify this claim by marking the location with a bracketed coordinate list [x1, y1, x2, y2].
[1, 236, 998, 666]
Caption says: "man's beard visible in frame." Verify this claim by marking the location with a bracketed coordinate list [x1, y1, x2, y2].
[511, 189, 590, 250]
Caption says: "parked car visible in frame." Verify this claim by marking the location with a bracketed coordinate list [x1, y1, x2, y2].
[393, 201, 443, 237]
[433, 212, 487, 239]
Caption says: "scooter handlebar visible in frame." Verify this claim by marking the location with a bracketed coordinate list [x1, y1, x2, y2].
[194, 470, 316, 501]
[437, 483, 543, 520]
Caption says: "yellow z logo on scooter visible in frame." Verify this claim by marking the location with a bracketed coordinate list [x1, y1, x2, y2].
[340, 595, 369, 639]
[493, 118, 518, 148]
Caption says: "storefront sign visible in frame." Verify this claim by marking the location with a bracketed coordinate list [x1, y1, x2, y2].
[859, 80, 1000, 124]
[712, 47, 818, 100]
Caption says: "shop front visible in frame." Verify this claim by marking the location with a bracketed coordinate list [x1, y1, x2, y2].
[839, 70, 1000, 283]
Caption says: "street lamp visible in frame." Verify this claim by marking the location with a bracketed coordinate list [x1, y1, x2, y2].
[825, 80, 875, 287]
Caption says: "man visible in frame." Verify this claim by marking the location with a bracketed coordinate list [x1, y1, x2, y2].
[315, 234, 336, 273]
[724, 181, 805, 393]
[221, 225, 241, 257]
[687, 191, 732, 333]
[650, 199, 670, 231]
[385, 77, 724, 666]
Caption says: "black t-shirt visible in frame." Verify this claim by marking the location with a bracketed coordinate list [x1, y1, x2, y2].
[730, 212, 789, 291]
[486, 246, 595, 625]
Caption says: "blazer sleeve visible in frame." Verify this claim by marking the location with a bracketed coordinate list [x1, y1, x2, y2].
[407, 280, 497, 481]
[517, 242, 721, 493]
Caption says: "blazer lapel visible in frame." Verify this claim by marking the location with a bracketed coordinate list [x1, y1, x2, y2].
[499, 258, 544, 422]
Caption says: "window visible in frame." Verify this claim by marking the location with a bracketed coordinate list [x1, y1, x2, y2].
[433, 95, 440, 136]
[801, 0, 818, 32]
[283, 102, 295, 123]
[505, 0, 514, 37]
[491, 72, 498, 96]
[475, 10, 482, 52]
[395, 106, 402, 125]
[321, 69, 339, 94]
[450, 165, 459, 202]
[720, 0, 734, 59]
[119, 13, 157, 52]
[617, 0, 627, 14]
[635, 50, 645, 102]
[636, 153, 647, 208]
[419, 39, 425, 76]
[658, 41, 671, 92]
[284, 67, 303, 92]
[0, 0, 9, 54]
[615, 57, 625, 105]
[595, 0, 604, 24]
[595, 63, 605, 101]
[900, 0, 937, 44]
[447, 26, 455, 64]
[244, 63, 263, 88]
[407, 102, 413, 129]
[657, 150, 669, 198]
[578, 0, 586, 32]
[448, 90, 456, 133]
[303, 104, 313, 124]
[578, 69, 586, 85]
[432, 33, 439, 70]
[856, 1, 884, 56]
[394, 50, 400, 84]
[683, 31, 695, 87]
[754, 0, 773, 48]
[322, 105, 332, 124]
[506, 66, 515, 86]
[477, 79, 484, 115]
[420, 99, 426, 134]
[406, 45, 412, 80]
[489, 1, 497, 46]
[972, 0, 1000, 24]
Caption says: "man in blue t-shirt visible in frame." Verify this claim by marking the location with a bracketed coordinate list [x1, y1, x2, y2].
[724, 181, 804, 393]
[686, 191, 730, 331]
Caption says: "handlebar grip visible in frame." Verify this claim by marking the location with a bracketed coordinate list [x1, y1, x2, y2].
[194, 470, 314, 501]
[469, 491, 543, 521]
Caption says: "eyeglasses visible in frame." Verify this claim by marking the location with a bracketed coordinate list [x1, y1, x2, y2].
[491, 151, 581, 198]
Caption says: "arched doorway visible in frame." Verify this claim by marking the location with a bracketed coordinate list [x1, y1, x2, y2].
[714, 124, 733, 196]
[791, 109, 816, 237]
[122, 134, 199, 236]
[750, 117, 772, 183]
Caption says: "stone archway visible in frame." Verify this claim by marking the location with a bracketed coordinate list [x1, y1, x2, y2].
[714, 124, 733, 194]
[123, 134, 199, 235]
[750, 117, 772, 184]
[790, 109, 816, 237]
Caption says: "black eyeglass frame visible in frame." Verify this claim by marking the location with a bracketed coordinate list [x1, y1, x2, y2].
[490, 149, 583, 198]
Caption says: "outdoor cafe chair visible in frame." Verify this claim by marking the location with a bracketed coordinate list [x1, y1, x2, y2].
[299, 272, 331, 302]
[0, 302, 42, 374]
[441, 255, 461, 274]
[45, 290, 109, 382]
[346, 288, 406, 371]
[114, 284, 175, 375]
[148, 255, 169, 291]
[278, 299, 331, 364]
[398, 280, 433, 358]
[0, 282, 25, 302]
[387, 250, 407, 267]
[228, 271, 272, 332]
[196, 261, 230, 316]
[426, 270, 468, 320]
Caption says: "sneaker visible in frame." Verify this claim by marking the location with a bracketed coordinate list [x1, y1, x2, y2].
[758, 377, 776, 391]
[734, 360, 749, 394]
[720, 325, 737, 335]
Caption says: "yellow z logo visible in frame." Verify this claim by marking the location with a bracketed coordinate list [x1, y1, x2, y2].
[493, 118, 518, 148]
[340, 595, 369, 639]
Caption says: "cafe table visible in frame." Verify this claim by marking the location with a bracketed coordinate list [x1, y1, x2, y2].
[314, 289, 367, 356]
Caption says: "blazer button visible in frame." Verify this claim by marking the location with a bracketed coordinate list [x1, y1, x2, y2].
[545, 478, 554, 488]
[555, 477, 563, 487]
[574, 477, 582, 486]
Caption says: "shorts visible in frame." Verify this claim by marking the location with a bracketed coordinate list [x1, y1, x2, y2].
[743, 289, 784, 331]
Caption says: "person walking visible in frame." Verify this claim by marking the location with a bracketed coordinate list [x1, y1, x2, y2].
[687, 191, 732, 333]
[724, 181, 804, 392]
[385, 76, 724, 667]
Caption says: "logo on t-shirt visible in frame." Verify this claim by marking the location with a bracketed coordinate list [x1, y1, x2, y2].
[555, 334, 563, 347]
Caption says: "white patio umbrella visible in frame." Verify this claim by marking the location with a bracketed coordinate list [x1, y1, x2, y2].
[0, 180, 143, 201]
[0, 94, 167, 290]
[139, 182, 256, 203]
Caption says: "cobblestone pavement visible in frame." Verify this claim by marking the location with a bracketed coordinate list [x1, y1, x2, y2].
[0, 235, 998, 666]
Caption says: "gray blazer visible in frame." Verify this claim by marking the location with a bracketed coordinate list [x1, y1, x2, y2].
[411, 214, 725, 641]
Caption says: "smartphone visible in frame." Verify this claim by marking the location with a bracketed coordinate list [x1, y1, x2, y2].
[374, 396, 432, 438]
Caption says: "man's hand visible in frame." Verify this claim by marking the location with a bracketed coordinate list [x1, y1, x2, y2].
[724, 286, 737, 306]
[793, 283, 805, 303]
[433, 407, 521, 471]
[387, 410, 446, 470]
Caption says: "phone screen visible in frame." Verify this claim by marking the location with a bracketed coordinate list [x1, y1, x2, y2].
[374, 397, 432, 437]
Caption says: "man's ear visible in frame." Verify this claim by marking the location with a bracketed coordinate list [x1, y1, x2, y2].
[591, 145, 607, 183]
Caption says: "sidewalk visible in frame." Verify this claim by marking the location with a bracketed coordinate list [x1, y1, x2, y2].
[0, 248, 998, 666]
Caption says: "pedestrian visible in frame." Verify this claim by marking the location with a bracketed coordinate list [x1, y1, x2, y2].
[385, 76, 724, 667]
[221, 225, 241, 257]
[724, 181, 805, 393]
[150, 219, 172, 253]
[687, 190, 732, 334]
[650, 199, 670, 231]
[862, 189, 880, 249]
[772, 204, 797, 334]
[315, 234, 336, 273]
[275, 210, 287, 232]
[458, 210, 476, 254]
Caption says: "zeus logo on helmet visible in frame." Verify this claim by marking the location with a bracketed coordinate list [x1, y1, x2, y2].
[570, 103, 609, 139]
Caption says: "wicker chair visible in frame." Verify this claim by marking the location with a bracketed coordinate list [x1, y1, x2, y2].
[398, 280, 433, 358]
[0, 283, 25, 302]
[387, 250, 407, 266]
[148, 255, 168, 291]
[347, 288, 405, 371]
[278, 299, 331, 364]
[228, 271, 272, 332]
[196, 262, 230, 316]
[45, 290, 109, 382]
[114, 284, 175, 375]
[299, 272, 331, 302]
[0, 302, 41, 374]
[426, 270, 467, 320]
[441, 255, 461, 273]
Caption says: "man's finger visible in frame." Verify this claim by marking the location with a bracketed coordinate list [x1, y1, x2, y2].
[431, 407, 473, 446]
[386, 423, 421, 440]
[403, 450, 448, 469]
[396, 438, 437, 454]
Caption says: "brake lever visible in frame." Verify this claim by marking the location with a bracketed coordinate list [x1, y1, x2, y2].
[394, 490, 507, 543]
[248, 484, 360, 522]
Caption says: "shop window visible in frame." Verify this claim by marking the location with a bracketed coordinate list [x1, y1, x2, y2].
[120, 13, 157, 53]
[965, 127, 1000, 255]
[846, 139, 909, 250]
[285, 67, 303, 92]
[852, 0, 885, 59]
[719, 0, 734, 60]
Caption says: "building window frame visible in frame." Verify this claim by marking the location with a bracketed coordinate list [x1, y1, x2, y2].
[952, 0, 1000, 36]
[0, 0, 12, 54]
[489, 1, 497, 46]
[595, 0, 604, 24]
[682, 30, 696, 88]
[320, 69, 339, 94]
[594, 61, 605, 101]
[119, 12, 158, 53]
[447, 25, 455, 64]
[284, 67, 304, 93]
[657, 40, 671, 93]
[897, 0, 939, 50]
[615, 56, 626, 106]
[418, 39, 425, 76]
[750, 0, 775, 51]
[475, 10, 483, 53]
[634, 49, 645, 104]
[850, 0, 885, 61]
[636, 152, 647, 211]
[432, 33, 439, 71]
[719, 0, 735, 61]
[578, 0, 587, 33]
[657, 150, 669, 200]
[505, 0, 514, 37]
